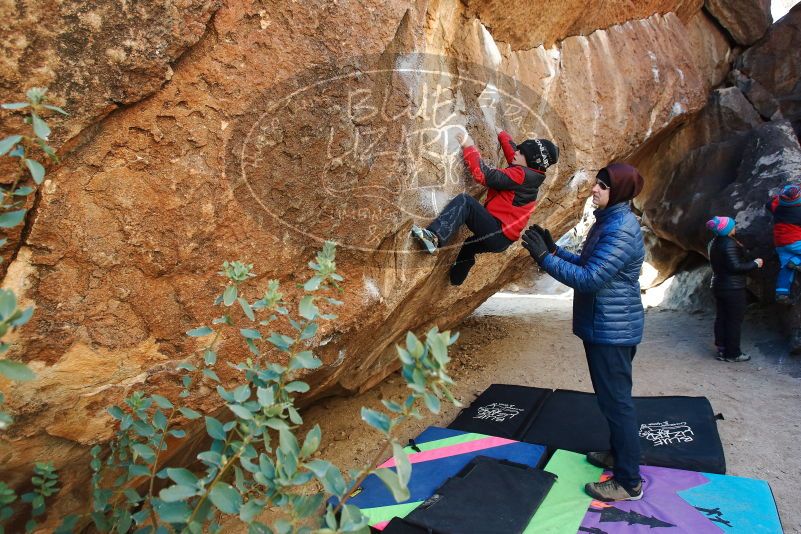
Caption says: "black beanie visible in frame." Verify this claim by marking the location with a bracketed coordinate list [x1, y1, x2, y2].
[517, 139, 559, 171]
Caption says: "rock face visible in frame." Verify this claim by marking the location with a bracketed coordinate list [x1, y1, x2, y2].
[462, 0, 703, 48]
[704, 0, 772, 46]
[0, 0, 732, 520]
[736, 2, 801, 136]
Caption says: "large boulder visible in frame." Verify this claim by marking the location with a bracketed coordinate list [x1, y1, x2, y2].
[704, 0, 772, 46]
[0, 0, 731, 519]
[736, 2, 801, 137]
[634, 5, 801, 350]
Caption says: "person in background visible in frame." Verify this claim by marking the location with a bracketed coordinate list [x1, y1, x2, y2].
[522, 163, 645, 502]
[411, 128, 558, 285]
[765, 184, 801, 304]
[706, 216, 763, 362]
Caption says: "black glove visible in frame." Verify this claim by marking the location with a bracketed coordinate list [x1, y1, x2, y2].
[522, 227, 549, 264]
[531, 224, 556, 253]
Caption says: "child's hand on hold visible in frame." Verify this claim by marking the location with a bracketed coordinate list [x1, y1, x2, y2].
[456, 130, 474, 148]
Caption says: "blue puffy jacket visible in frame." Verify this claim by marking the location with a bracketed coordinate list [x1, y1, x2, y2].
[541, 202, 645, 346]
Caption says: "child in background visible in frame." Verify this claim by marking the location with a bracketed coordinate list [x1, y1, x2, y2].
[411, 128, 558, 285]
[765, 184, 801, 304]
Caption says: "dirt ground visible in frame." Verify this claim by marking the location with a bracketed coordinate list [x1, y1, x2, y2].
[302, 293, 801, 533]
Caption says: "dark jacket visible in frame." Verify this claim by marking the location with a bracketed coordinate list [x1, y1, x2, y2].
[462, 131, 545, 241]
[708, 236, 758, 292]
[541, 202, 645, 346]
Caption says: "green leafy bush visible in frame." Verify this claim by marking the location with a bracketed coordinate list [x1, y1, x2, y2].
[0, 89, 65, 533]
[55, 243, 459, 533]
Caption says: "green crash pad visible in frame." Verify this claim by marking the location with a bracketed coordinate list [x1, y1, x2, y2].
[525, 450, 604, 534]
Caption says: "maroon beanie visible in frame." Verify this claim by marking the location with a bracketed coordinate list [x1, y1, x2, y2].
[600, 163, 644, 205]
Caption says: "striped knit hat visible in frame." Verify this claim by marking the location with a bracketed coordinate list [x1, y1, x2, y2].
[706, 216, 735, 236]
[779, 184, 801, 206]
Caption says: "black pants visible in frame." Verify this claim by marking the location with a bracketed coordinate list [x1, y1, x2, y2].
[583, 342, 641, 490]
[714, 289, 747, 359]
[427, 193, 512, 284]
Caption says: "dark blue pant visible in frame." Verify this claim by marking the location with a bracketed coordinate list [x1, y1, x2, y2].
[427, 194, 512, 284]
[714, 289, 747, 358]
[583, 342, 641, 490]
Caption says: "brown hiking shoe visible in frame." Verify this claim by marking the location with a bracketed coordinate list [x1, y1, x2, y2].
[586, 451, 614, 469]
[585, 478, 643, 502]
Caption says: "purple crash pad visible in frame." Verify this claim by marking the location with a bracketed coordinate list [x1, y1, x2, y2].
[579, 465, 782, 533]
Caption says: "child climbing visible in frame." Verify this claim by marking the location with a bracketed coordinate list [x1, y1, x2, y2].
[766, 184, 801, 304]
[411, 128, 558, 285]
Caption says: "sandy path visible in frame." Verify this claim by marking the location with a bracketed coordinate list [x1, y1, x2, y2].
[302, 295, 801, 533]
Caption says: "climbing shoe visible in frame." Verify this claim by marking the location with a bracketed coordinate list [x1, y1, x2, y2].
[449, 257, 476, 286]
[585, 478, 643, 502]
[586, 451, 615, 469]
[411, 225, 438, 254]
[788, 262, 801, 273]
[716, 352, 751, 363]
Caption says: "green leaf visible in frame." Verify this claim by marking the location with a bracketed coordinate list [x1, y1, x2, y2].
[24, 159, 44, 184]
[0, 135, 22, 155]
[228, 404, 253, 420]
[373, 468, 410, 502]
[0, 209, 26, 228]
[423, 392, 441, 414]
[208, 482, 241, 514]
[239, 328, 261, 340]
[179, 407, 202, 420]
[279, 428, 299, 457]
[31, 113, 50, 140]
[321, 465, 347, 498]
[298, 296, 319, 320]
[43, 104, 68, 115]
[202, 368, 221, 382]
[131, 443, 155, 462]
[159, 484, 198, 502]
[289, 351, 321, 370]
[0, 360, 35, 381]
[238, 297, 255, 321]
[153, 409, 168, 431]
[10, 307, 33, 327]
[1, 103, 28, 110]
[156, 501, 192, 523]
[223, 285, 237, 306]
[361, 407, 391, 434]
[300, 322, 318, 340]
[392, 442, 411, 486]
[266, 332, 294, 351]
[256, 386, 274, 407]
[239, 499, 265, 523]
[300, 424, 321, 457]
[203, 349, 217, 365]
[0, 289, 16, 319]
[303, 276, 322, 291]
[13, 186, 35, 196]
[186, 325, 213, 337]
[151, 394, 173, 409]
[205, 416, 226, 440]
[167, 468, 199, 487]
[284, 381, 310, 393]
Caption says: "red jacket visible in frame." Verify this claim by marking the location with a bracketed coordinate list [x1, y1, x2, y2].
[766, 196, 801, 247]
[462, 131, 545, 241]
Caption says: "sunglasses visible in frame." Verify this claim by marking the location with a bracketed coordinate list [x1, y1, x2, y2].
[595, 180, 609, 191]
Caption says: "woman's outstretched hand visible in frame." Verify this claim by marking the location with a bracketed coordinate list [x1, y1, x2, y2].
[754, 258, 764, 268]
[530, 224, 556, 253]
[522, 227, 549, 264]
